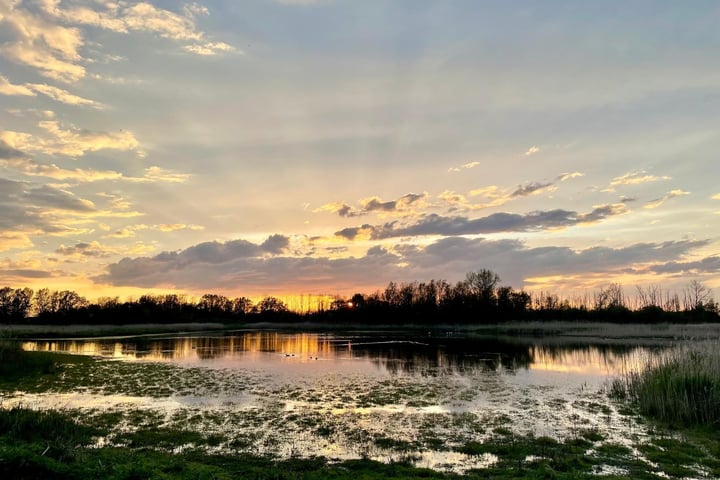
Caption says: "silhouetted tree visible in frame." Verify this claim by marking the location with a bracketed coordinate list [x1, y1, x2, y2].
[198, 294, 232, 316]
[231, 297, 253, 316]
[594, 284, 625, 310]
[683, 280, 713, 311]
[257, 296, 288, 314]
[465, 269, 500, 306]
[350, 293, 366, 309]
[0, 287, 34, 321]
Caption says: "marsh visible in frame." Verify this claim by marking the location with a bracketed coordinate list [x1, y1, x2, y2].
[12, 326, 718, 475]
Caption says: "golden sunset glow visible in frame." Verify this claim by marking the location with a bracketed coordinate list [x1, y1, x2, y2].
[0, 0, 718, 302]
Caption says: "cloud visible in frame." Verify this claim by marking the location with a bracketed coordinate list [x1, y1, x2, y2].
[448, 161, 480, 172]
[97, 234, 296, 288]
[25, 83, 101, 107]
[0, 1, 86, 82]
[323, 172, 584, 219]
[96, 234, 709, 294]
[132, 166, 191, 183]
[315, 192, 427, 217]
[0, 178, 95, 216]
[0, 176, 100, 248]
[1, 121, 141, 157]
[0, 259, 55, 280]
[611, 171, 671, 186]
[157, 223, 204, 232]
[0, 75, 35, 96]
[459, 174, 581, 211]
[274, 0, 326, 5]
[0, 74, 101, 106]
[437, 190, 471, 210]
[261, 234, 291, 254]
[524, 146, 540, 156]
[650, 256, 720, 275]
[335, 204, 629, 240]
[1, 156, 124, 182]
[468, 186, 503, 198]
[0, 139, 25, 160]
[107, 223, 204, 238]
[97, 244, 401, 292]
[183, 41, 237, 56]
[0, 1, 235, 83]
[313, 202, 355, 217]
[712, 193, 720, 200]
[42, 1, 238, 55]
[0, 232, 34, 253]
[644, 190, 690, 209]
[557, 172, 584, 182]
[510, 181, 555, 197]
[55, 241, 112, 258]
[0, 146, 191, 184]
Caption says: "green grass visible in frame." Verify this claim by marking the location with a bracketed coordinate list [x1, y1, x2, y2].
[0, 340, 91, 392]
[610, 345, 720, 427]
[0, 340, 59, 383]
[3, 407, 720, 479]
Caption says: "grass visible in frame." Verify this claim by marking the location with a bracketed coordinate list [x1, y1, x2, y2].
[1, 407, 699, 480]
[610, 344, 720, 427]
[0, 339, 91, 392]
[0, 340, 58, 382]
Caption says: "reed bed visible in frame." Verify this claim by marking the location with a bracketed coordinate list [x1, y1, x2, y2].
[611, 343, 720, 427]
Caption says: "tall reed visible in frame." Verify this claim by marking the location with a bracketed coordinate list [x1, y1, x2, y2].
[611, 344, 720, 427]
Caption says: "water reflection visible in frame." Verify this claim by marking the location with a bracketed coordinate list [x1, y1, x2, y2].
[22, 331, 663, 377]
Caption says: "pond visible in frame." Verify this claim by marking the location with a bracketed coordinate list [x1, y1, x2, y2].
[11, 328, 697, 472]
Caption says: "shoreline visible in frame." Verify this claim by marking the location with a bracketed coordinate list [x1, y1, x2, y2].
[4, 320, 720, 342]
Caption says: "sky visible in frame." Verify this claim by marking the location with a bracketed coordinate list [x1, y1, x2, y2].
[1, 0, 719, 302]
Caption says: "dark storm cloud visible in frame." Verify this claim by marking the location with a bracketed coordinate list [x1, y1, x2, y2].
[334, 204, 628, 240]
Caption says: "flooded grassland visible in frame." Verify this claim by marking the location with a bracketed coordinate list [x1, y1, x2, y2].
[5, 326, 720, 478]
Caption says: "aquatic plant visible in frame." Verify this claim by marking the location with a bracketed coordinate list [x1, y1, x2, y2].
[611, 344, 720, 427]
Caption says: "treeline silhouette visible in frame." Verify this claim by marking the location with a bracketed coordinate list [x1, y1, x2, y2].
[1, 270, 718, 325]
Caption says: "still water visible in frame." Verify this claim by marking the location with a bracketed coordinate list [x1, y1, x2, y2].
[23, 329, 653, 373]
[17, 330, 669, 471]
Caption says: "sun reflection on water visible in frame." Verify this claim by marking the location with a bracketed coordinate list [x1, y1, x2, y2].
[528, 345, 654, 376]
[23, 331, 658, 377]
